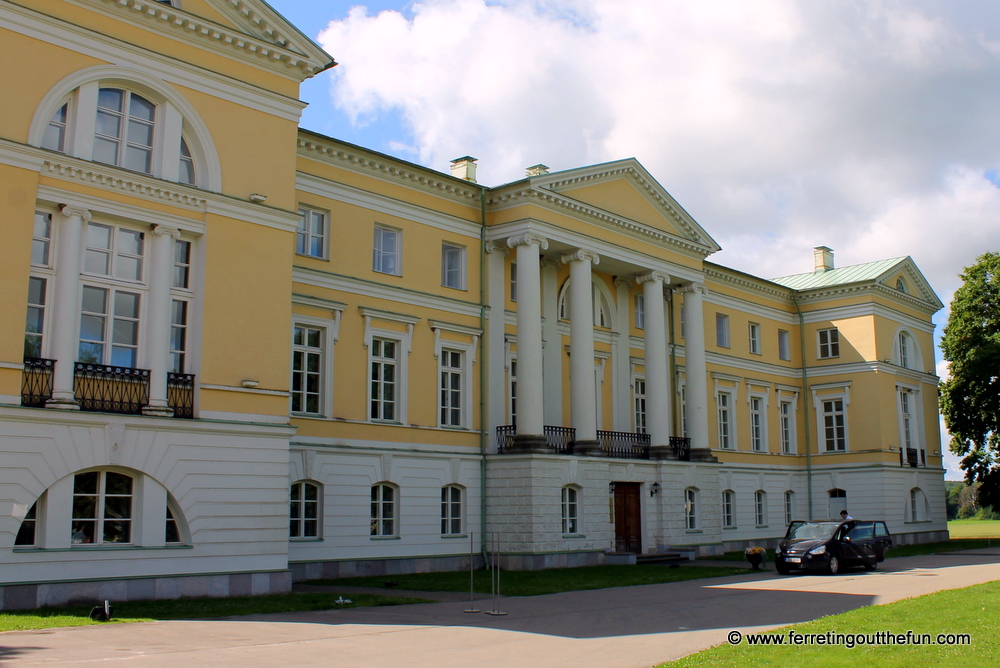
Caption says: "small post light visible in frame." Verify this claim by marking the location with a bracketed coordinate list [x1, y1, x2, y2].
[650, 482, 661, 497]
[608, 481, 616, 495]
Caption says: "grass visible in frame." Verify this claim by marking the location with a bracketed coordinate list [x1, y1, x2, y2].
[948, 519, 1000, 539]
[0, 592, 427, 633]
[657, 578, 1000, 667]
[308, 563, 751, 597]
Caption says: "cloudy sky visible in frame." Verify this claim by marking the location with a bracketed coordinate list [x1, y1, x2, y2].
[271, 0, 1000, 479]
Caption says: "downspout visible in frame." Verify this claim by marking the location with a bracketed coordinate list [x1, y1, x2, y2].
[479, 188, 488, 563]
[793, 292, 813, 520]
[667, 289, 677, 436]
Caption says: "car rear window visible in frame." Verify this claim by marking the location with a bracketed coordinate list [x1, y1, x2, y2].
[875, 522, 889, 537]
[848, 523, 874, 540]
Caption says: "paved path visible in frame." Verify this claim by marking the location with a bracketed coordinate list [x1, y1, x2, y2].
[4, 550, 1000, 668]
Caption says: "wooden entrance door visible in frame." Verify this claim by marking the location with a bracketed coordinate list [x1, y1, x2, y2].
[614, 482, 642, 554]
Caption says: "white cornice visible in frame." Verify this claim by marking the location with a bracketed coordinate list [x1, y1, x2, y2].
[297, 137, 483, 204]
[296, 172, 481, 240]
[799, 301, 936, 334]
[40, 155, 207, 210]
[210, 0, 334, 70]
[293, 266, 483, 319]
[703, 265, 793, 301]
[36, 184, 207, 235]
[80, 0, 329, 79]
[205, 195, 300, 234]
[703, 289, 798, 326]
[793, 281, 940, 314]
[292, 293, 347, 312]
[3, 2, 306, 121]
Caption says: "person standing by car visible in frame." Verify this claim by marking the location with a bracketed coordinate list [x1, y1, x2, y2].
[840, 510, 853, 520]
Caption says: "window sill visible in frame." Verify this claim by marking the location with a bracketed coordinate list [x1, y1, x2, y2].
[723, 526, 738, 531]
[755, 525, 769, 529]
[14, 544, 193, 553]
[442, 285, 468, 292]
[685, 529, 703, 534]
[295, 252, 329, 262]
[439, 425, 470, 431]
[563, 533, 586, 539]
[290, 537, 324, 543]
[370, 536, 401, 541]
[373, 270, 402, 278]
[441, 534, 468, 539]
[291, 413, 328, 421]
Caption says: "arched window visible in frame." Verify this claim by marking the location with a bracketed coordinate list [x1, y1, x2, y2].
[441, 484, 463, 536]
[893, 329, 922, 370]
[754, 490, 767, 526]
[561, 485, 580, 534]
[828, 488, 847, 519]
[910, 488, 927, 522]
[558, 278, 614, 328]
[14, 500, 39, 546]
[784, 490, 795, 525]
[371, 482, 398, 537]
[721, 490, 735, 528]
[72, 470, 134, 545]
[685, 487, 698, 530]
[290, 481, 321, 539]
[895, 277, 907, 293]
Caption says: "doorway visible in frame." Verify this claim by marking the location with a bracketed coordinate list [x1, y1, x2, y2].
[614, 482, 642, 553]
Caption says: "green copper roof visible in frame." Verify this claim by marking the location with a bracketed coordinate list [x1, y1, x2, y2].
[770, 257, 909, 290]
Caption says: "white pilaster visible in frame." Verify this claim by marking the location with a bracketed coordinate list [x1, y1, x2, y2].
[507, 234, 548, 438]
[680, 283, 710, 451]
[142, 224, 180, 416]
[637, 272, 671, 447]
[46, 205, 90, 409]
[485, 241, 509, 448]
[563, 249, 600, 444]
[541, 259, 562, 426]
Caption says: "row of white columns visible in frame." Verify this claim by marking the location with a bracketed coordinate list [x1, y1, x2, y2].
[502, 233, 708, 452]
[46, 204, 178, 416]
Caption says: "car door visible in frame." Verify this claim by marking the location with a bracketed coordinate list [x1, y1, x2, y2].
[873, 521, 892, 560]
[844, 522, 876, 565]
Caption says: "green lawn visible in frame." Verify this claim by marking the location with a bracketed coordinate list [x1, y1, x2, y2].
[308, 564, 751, 597]
[657, 579, 1000, 667]
[0, 592, 427, 633]
[948, 519, 1000, 539]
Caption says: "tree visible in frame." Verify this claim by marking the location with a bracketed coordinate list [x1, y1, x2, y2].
[940, 251, 1000, 508]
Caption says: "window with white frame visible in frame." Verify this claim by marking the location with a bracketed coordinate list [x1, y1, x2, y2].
[79, 286, 141, 367]
[910, 488, 923, 521]
[898, 331, 912, 368]
[508, 357, 517, 425]
[748, 322, 761, 355]
[716, 313, 730, 348]
[297, 206, 328, 259]
[71, 470, 133, 544]
[633, 377, 647, 434]
[780, 399, 795, 454]
[822, 398, 846, 451]
[778, 329, 791, 361]
[561, 486, 579, 534]
[717, 391, 734, 449]
[25, 277, 47, 359]
[679, 383, 687, 438]
[370, 338, 399, 421]
[94, 88, 156, 174]
[370, 483, 397, 537]
[784, 490, 794, 524]
[42, 103, 68, 153]
[165, 505, 181, 544]
[173, 239, 191, 289]
[32, 211, 53, 267]
[15, 501, 39, 546]
[178, 137, 195, 185]
[722, 490, 735, 528]
[441, 243, 466, 289]
[439, 349, 463, 427]
[818, 328, 840, 359]
[169, 239, 192, 374]
[680, 307, 686, 339]
[291, 325, 324, 415]
[289, 481, 320, 539]
[685, 488, 698, 530]
[899, 388, 917, 454]
[634, 293, 645, 330]
[373, 225, 400, 275]
[557, 281, 612, 328]
[749, 395, 766, 452]
[510, 262, 517, 302]
[754, 490, 767, 526]
[85, 222, 144, 283]
[441, 485, 463, 535]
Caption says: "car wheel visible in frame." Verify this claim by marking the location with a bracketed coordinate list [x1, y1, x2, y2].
[864, 561, 876, 571]
[776, 564, 790, 575]
[827, 555, 840, 575]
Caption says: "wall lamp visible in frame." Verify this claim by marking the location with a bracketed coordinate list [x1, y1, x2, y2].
[608, 482, 616, 495]
[650, 482, 661, 497]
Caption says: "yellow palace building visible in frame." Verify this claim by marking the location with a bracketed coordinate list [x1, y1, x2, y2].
[0, 0, 946, 608]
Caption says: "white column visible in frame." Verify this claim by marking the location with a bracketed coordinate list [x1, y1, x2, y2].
[541, 259, 562, 425]
[562, 249, 600, 445]
[680, 283, 710, 452]
[612, 277, 632, 431]
[485, 241, 509, 449]
[142, 224, 180, 416]
[637, 272, 671, 449]
[46, 205, 90, 409]
[507, 234, 547, 441]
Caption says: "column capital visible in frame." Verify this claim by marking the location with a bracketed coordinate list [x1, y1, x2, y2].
[560, 249, 600, 266]
[507, 233, 549, 251]
[151, 224, 182, 239]
[58, 204, 92, 221]
[613, 276, 633, 289]
[485, 240, 509, 257]
[675, 281, 707, 295]
[636, 270, 670, 285]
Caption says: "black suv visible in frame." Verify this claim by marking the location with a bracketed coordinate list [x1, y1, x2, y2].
[775, 520, 892, 575]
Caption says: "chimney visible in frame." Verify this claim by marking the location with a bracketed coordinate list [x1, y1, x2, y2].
[525, 164, 549, 177]
[450, 156, 478, 183]
[813, 246, 834, 272]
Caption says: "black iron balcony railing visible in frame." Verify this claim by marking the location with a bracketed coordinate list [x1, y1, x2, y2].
[597, 430, 650, 459]
[21, 357, 54, 408]
[670, 436, 692, 461]
[167, 372, 196, 419]
[495, 425, 577, 454]
[73, 362, 150, 415]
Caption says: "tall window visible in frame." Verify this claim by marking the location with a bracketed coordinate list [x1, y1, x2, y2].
[370, 483, 397, 537]
[749, 396, 765, 452]
[169, 299, 188, 373]
[15, 501, 38, 546]
[291, 325, 323, 415]
[822, 399, 846, 451]
[561, 486, 579, 534]
[440, 350, 463, 427]
[42, 103, 68, 152]
[818, 328, 840, 359]
[297, 207, 327, 259]
[25, 277, 47, 359]
[780, 400, 795, 454]
[680, 384, 687, 437]
[717, 392, 733, 449]
[634, 294, 645, 329]
[508, 358, 517, 425]
[685, 488, 698, 529]
[373, 226, 400, 275]
[748, 322, 761, 355]
[370, 338, 398, 421]
[784, 491, 794, 524]
[898, 332, 911, 368]
[754, 490, 767, 526]
[79, 286, 140, 367]
[441, 243, 465, 289]
[634, 377, 647, 434]
[900, 390, 913, 451]
[173, 239, 191, 289]
[716, 313, 730, 348]
[289, 481, 320, 538]
[165, 506, 181, 544]
[778, 329, 791, 361]
[94, 88, 155, 174]
[72, 471, 133, 544]
[722, 490, 734, 528]
[32, 211, 52, 267]
[441, 485, 463, 535]
[510, 263, 517, 302]
[910, 488, 922, 521]
[178, 137, 196, 185]
[85, 223, 144, 282]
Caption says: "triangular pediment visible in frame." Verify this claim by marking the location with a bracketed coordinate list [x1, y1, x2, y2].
[875, 258, 944, 310]
[531, 159, 721, 254]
